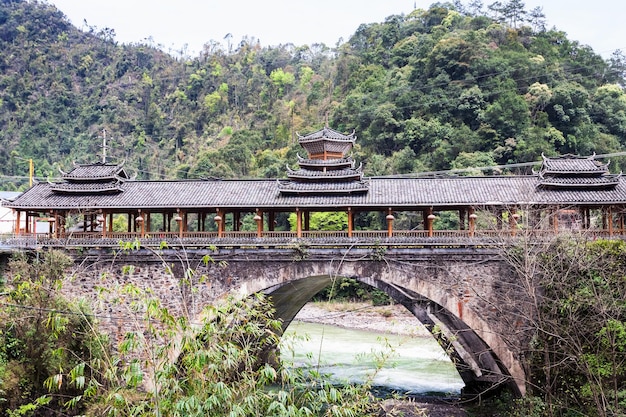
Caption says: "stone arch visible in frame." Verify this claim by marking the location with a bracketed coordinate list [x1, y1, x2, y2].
[220, 260, 526, 397]
[67, 250, 526, 397]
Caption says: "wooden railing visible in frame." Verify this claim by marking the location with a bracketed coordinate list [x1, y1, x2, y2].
[2, 228, 624, 250]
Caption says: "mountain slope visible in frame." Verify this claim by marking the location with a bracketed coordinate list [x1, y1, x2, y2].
[1, 0, 625, 189]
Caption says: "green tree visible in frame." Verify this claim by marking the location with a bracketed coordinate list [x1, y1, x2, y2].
[590, 84, 626, 139]
[89, 288, 382, 416]
[0, 251, 107, 415]
[506, 238, 626, 417]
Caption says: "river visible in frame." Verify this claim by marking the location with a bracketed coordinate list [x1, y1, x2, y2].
[282, 320, 465, 395]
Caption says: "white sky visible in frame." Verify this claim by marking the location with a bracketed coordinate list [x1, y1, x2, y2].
[48, 0, 626, 59]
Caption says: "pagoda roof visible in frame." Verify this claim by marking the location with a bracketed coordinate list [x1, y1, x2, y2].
[539, 154, 609, 175]
[297, 127, 356, 157]
[537, 173, 621, 189]
[286, 166, 363, 181]
[537, 154, 619, 190]
[49, 179, 125, 194]
[297, 127, 356, 143]
[297, 155, 354, 169]
[60, 161, 128, 181]
[277, 179, 370, 195]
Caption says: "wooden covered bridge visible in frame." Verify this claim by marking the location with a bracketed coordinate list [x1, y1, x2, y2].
[3, 127, 626, 247]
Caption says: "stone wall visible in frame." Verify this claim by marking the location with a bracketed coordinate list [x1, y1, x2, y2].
[60, 246, 530, 395]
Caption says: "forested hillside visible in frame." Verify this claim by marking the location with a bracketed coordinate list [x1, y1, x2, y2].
[1, 0, 626, 189]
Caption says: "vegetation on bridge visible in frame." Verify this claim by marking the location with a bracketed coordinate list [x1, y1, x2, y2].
[0, 238, 625, 416]
[500, 238, 626, 417]
[0, 250, 385, 416]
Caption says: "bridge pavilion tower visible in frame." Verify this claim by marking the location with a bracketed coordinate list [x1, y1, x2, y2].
[277, 126, 369, 236]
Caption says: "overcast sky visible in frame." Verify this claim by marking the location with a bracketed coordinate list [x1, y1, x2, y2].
[48, 0, 626, 59]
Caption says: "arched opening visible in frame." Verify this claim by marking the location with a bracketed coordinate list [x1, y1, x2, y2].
[262, 274, 521, 398]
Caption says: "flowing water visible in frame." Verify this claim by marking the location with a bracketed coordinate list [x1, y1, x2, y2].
[282, 321, 465, 395]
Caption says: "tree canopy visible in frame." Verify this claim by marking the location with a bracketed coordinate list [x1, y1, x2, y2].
[1, 0, 625, 189]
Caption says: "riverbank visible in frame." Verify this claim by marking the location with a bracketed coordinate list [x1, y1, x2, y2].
[293, 302, 468, 417]
[294, 301, 430, 336]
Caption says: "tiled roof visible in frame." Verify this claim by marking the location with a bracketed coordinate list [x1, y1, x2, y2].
[300, 141, 354, 156]
[7, 175, 626, 211]
[278, 179, 370, 194]
[297, 127, 356, 142]
[49, 180, 125, 193]
[62, 162, 128, 181]
[540, 154, 609, 174]
[297, 127, 356, 157]
[286, 167, 362, 180]
[537, 174, 621, 188]
[297, 155, 354, 168]
[537, 154, 618, 190]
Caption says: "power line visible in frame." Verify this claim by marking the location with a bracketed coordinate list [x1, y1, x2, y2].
[386, 151, 626, 178]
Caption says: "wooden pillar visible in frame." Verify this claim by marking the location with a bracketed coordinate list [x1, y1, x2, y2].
[386, 208, 394, 238]
[553, 207, 559, 233]
[607, 207, 613, 236]
[49, 213, 56, 237]
[127, 213, 132, 233]
[55, 213, 60, 238]
[254, 209, 263, 238]
[347, 207, 353, 238]
[469, 207, 477, 238]
[215, 209, 224, 238]
[304, 211, 310, 231]
[136, 211, 145, 238]
[509, 207, 518, 237]
[175, 210, 184, 238]
[296, 208, 302, 238]
[459, 208, 466, 231]
[233, 211, 240, 232]
[15, 210, 21, 235]
[268, 211, 275, 232]
[98, 212, 106, 238]
[146, 212, 151, 233]
[427, 208, 436, 237]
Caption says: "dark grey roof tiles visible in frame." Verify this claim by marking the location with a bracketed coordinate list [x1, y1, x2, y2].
[286, 168, 362, 179]
[537, 174, 621, 187]
[297, 127, 356, 142]
[278, 179, 370, 194]
[62, 162, 128, 181]
[300, 141, 354, 156]
[49, 180, 124, 193]
[541, 154, 608, 174]
[8, 176, 626, 211]
[297, 155, 354, 168]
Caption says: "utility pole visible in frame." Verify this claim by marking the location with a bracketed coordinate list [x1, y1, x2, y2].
[101, 128, 108, 163]
[28, 158, 33, 187]
[15, 156, 34, 187]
